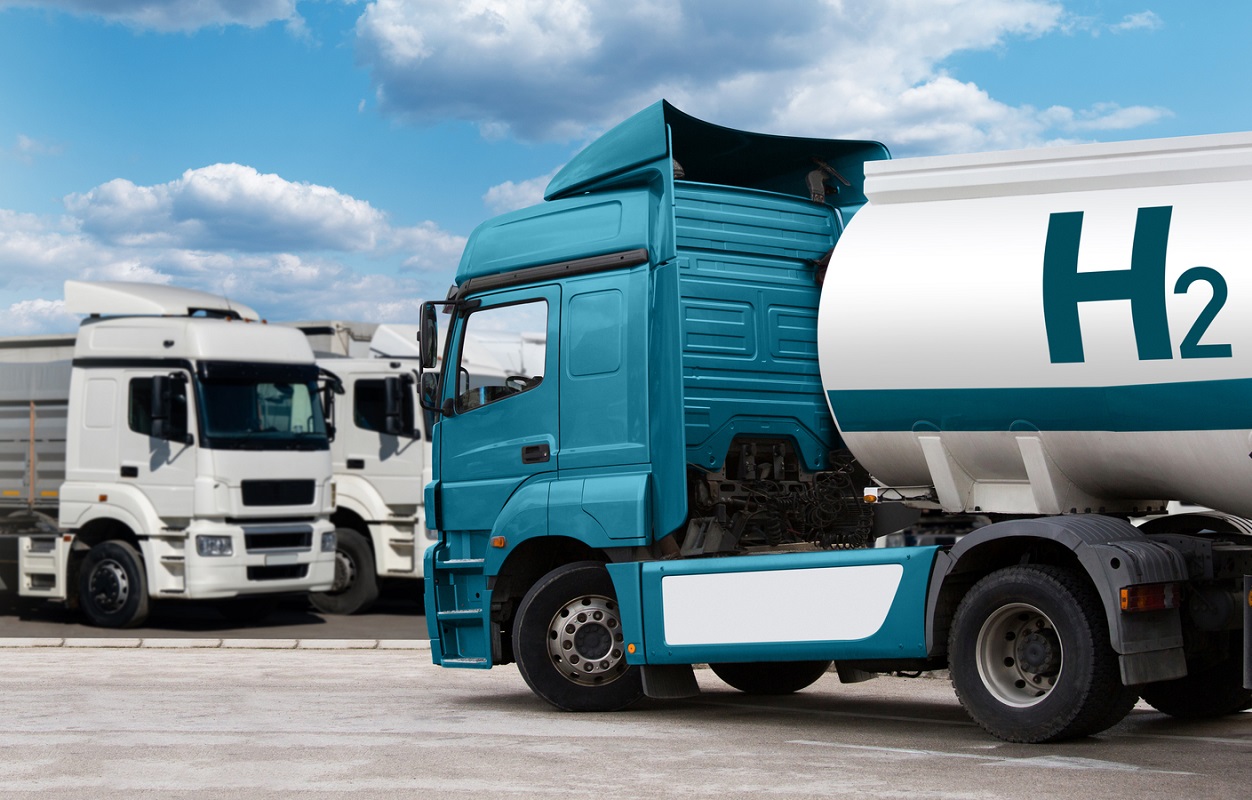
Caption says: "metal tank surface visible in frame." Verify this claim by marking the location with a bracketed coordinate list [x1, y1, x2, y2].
[819, 131, 1252, 518]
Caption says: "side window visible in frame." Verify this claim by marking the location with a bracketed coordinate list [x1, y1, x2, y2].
[352, 378, 415, 434]
[354, 380, 386, 431]
[128, 377, 187, 436]
[453, 300, 547, 414]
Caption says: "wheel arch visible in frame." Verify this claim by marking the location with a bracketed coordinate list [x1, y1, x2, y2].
[926, 515, 1189, 684]
[489, 535, 607, 662]
[67, 517, 142, 602]
[330, 505, 373, 546]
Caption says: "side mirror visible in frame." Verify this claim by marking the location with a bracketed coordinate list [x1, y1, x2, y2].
[318, 367, 344, 442]
[419, 302, 439, 370]
[419, 371, 441, 413]
[151, 373, 192, 445]
[383, 375, 419, 437]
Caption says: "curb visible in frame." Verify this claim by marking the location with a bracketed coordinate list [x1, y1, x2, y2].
[0, 637, 431, 650]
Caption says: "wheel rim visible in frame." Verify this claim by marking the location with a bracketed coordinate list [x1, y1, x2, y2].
[974, 601, 1062, 707]
[330, 548, 357, 594]
[546, 593, 629, 686]
[87, 558, 130, 613]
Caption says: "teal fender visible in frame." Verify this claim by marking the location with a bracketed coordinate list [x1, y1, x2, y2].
[484, 471, 652, 575]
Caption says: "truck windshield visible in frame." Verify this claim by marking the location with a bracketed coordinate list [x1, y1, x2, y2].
[194, 361, 329, 451]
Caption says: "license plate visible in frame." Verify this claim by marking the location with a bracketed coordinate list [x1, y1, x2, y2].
[265, 553, 300, 566]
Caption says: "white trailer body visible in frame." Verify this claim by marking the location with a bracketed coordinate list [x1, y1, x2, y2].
[0, 282, 337, 627]
[820, 131, 1252, 519]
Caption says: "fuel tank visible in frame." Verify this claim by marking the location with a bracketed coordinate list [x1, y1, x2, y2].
[818, 132, 1252, 517]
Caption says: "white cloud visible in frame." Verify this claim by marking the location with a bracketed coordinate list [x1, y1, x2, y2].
[0, 164, 466, 334]
[10, 134, 62, 164]
[1111, 11, 1163, 33]
[65, 164, 388, 252]
[483, 170, 560, 214]
[3, 298, 79, 334]
[0, 0, 300, 32]
[392, 221, 468, 272]
[353, 0, 1170, 155]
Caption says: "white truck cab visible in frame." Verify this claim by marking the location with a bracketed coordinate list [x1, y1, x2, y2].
[0, 281, 337, 627]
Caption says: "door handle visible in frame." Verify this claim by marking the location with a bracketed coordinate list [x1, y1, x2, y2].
[521, 443, 550, 464]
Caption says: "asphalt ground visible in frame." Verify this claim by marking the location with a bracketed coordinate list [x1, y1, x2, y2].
[0, 645, 1249, 799]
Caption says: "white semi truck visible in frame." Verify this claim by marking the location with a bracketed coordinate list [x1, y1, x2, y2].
[291, 321, 517, 614]
[0, 281, 337, 627]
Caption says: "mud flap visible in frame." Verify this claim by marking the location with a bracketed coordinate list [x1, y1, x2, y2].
[642, 664, 700, 699]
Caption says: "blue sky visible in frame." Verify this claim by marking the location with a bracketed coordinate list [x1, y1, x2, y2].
[1, 0, 1249, 334]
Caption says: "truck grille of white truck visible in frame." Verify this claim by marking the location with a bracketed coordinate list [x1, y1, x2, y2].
[241, 479, 315, 506]
[247, 565, 309, 581]
[243, 526, 314, 551]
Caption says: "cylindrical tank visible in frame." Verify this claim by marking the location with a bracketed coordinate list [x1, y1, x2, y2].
[819, 131, 1252, 518]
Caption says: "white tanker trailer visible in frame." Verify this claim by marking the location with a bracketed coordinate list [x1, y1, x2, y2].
[822, 132, 1252, 520]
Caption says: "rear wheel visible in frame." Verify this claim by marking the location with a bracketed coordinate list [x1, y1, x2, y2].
[309, 528, 379, 615]
[709, 661, 832, 694]
[949, 565, 1136, 743]
[78, 540, 150, 629]
[514, 561, 643, 712]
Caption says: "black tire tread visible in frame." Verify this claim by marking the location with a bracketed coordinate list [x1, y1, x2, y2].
[309, 528, 379, 615]
[513, 561, 643, 712]
[949, 564, 1134, 743]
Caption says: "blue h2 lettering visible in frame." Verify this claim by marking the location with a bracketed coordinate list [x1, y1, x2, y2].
[1042, 206, 1231, 363]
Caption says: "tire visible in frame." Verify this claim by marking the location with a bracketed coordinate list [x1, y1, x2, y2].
[709, 661, 832, 695]
[78, 540, 150, 629]
[948, 565, 1137, 743]
[513, 561, 643, 712]
[1139, 653, 1252, 718]
[309, 528, 379, 615]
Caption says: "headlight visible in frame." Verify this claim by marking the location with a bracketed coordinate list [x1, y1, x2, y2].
[321, 531, 337, 552]
[196, 535, 233, 557]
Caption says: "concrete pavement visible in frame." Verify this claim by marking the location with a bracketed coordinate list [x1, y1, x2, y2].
[1, 644, 1250, 799]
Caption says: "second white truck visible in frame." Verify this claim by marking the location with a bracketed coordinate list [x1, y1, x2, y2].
[291, 320, 526, 613]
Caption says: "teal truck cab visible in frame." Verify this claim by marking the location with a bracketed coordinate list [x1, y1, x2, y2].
[419, 101, 1252, 742]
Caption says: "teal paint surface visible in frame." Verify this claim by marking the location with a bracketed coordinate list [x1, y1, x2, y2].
[678, 184, 842, 471]
[1174, 266, 1233, 359]
[829, 378, 1252, 433]
[1043, 206, 1173, 363]
[457, 191, 655, 287]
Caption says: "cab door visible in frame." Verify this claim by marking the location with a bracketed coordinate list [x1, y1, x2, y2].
[436, 288, 558, 535]
[116, 370, 197, 519]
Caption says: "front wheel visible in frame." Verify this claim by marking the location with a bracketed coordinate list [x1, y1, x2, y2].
[309, 528, 379, 615]
[948, 565, 1136, 743]
[78, 540, 150, 628]
[513, 561, 643, 712]
[710, 661, 832, 695]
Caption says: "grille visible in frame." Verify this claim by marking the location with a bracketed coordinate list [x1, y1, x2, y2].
[247, 565, 308, 581]
[243, 525, 313, 552]
[241, 480, 315, 506]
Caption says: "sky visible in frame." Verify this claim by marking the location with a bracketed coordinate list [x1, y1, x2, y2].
[1, 0, 1250, 335]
